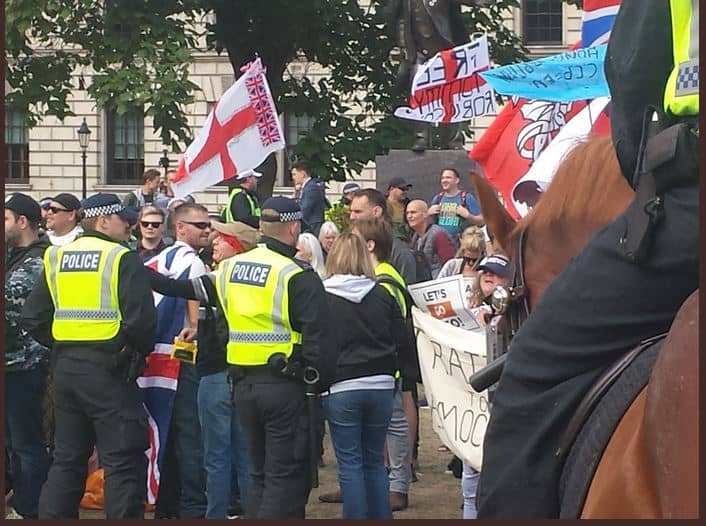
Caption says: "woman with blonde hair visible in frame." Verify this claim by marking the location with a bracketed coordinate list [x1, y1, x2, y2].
[295, 232, 326, 279]
[319, 232, 414, 519]
[437, 226, 487, 280]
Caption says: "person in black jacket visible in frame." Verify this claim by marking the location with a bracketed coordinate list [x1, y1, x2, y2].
[21, 193, 157, 519]
[318, 232, 415, 520]
[5, 193, 51, 519]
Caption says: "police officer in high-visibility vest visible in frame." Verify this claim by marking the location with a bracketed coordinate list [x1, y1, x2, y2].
[476, 0, 699, 518]
[21, 193, 157, 519]
[223, 169, 262, 228]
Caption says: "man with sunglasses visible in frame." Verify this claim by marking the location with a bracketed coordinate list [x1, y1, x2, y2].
[21, 193, 156, 519]
[148, 202, 211, 519]
[137, 205, 169, 261]
[45, 193, 83, 247]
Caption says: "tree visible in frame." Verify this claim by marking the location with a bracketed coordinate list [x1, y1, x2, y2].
[6, 0, 539, 196]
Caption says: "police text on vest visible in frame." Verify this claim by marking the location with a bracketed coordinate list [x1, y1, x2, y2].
[60, 251, 102, 272]
[230, 262, 271, 286]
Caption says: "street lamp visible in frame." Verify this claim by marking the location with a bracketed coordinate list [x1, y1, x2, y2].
[158, 148, 173, 177]
[77, 118, 91, 199]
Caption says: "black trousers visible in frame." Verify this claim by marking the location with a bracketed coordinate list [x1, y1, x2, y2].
[38, 353, 149, 519]
[234, 374, 313, 519]
[477, 131, 699, 518]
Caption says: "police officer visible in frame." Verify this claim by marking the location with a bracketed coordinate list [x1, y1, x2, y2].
[147, 196, 325, 519]
[476, 0, 698, 518]
[223, 169, 262, 228]
[21, 193, 157, 519]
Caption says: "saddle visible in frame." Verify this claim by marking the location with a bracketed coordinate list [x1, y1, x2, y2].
[557, 332, 667, 518]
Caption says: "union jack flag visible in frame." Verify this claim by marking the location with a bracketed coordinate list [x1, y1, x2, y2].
[582, 0, 621, 48]
[138, 244, 203, 504]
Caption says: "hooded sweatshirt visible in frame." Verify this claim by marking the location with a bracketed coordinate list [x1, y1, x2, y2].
[319, 274, 413, 393]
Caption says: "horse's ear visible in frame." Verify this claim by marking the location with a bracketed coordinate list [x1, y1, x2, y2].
[470, 170, 516, 254]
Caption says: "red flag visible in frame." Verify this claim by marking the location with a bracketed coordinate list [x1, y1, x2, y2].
[469, 97, 587, 219]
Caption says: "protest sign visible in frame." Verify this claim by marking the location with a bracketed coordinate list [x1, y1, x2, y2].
[480, 44, 609, 102]
[394, 34, 497, 124]
[409, 275, 482, 331]
[413, 307, 489, 470]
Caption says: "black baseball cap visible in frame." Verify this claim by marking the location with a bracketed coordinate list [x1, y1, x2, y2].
[5, 193, 42, 222]
[52, 193, 82, 211]
[389, 176, 412, 190]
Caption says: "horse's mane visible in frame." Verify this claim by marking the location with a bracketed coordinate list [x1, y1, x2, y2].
[512, 135, 633, 239]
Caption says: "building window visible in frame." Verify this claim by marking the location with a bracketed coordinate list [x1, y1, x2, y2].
[5, 110, 30, 183]
[523, 0, 563, 45]
[106, 107, 144, 184]
[283, 113, 316, 186]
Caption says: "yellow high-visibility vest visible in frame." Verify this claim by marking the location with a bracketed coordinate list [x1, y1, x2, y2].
[44, 236, 128, 341]
[375, 261, 409, 317]
[664, 0, 699, 116]
[215, 244, 303, 365]
[225, 187, 261, 223]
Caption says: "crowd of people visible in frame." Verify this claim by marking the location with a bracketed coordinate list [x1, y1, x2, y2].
[5, 159, 503, 520]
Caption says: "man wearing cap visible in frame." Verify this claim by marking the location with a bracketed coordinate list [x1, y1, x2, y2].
[386, 176, 412, 241]
[291, 159, 328, 237]
[5, 193, 51, 519]
[340, 182, 361, 206]
[148, 196, 325, 518]
[45, 193, 83, 246]
[21, 193, 156, 519]
[224, 170, 262, 228]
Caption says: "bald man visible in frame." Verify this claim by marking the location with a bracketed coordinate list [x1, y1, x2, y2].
[405, 199, 455, 279]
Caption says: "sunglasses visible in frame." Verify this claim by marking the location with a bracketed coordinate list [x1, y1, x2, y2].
[47, 206, 71, 214]
[180, 220, 211, 230]
[140, 220, 163, 228]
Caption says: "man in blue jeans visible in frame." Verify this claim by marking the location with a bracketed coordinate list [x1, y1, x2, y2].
[5, 193, 51, 519]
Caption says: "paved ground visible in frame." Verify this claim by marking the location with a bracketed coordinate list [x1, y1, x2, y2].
[13, 393, 464, 519]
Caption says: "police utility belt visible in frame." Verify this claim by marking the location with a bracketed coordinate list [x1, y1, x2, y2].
[229, 352, 319, 385]
[619, 110, 698, 264]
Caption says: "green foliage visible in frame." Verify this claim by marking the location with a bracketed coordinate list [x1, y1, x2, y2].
[324, 201, 351, 233]
[7, 0, 547, 177]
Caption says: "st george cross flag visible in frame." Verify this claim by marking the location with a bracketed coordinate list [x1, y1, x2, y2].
[582, 0, 621, 48]
[394, 34, 497, 124]
[138, 244, 204, 504]
[171, 58, 285, 199]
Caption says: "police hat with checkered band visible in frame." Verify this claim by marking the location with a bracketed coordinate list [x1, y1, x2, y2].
[81, 193, 139, 225]
[260, 196, 302, 223]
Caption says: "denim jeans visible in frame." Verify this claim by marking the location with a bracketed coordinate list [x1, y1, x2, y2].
[5, 366, 50, 518]
[462, 463, 480, 519]
[323, 389, 394, 519]
[197, 371, 249, 519]
[166, 363, 206, 518]
[386, 387, 412, 494]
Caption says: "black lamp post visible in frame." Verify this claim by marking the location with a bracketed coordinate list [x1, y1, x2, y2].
[77, 118, 91, 199]
[158, 148, 173, 176]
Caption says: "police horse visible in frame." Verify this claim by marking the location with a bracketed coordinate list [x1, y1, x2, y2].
[470, 136, 698, 518]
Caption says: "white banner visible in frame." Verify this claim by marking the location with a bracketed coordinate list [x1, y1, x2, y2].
[413, 307, 489, 470]
[409, 276, 482, 331]
[394, 34, 497, 124]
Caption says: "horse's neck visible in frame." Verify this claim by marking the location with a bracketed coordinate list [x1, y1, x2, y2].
[523, 222, 599, 308]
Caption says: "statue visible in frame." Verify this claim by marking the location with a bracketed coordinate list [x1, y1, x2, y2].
[385, 0, 489, 150]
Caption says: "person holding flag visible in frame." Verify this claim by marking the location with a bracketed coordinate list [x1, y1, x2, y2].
[223, 169, 262, 228]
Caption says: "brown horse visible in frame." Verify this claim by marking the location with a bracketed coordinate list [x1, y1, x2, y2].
[472, 135, 698, 518]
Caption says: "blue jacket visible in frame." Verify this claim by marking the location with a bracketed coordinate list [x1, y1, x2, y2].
[298, 177, 328, 237]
